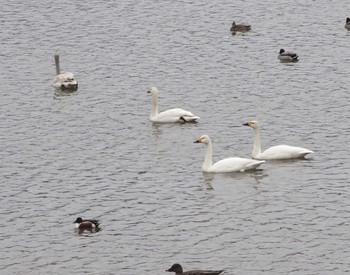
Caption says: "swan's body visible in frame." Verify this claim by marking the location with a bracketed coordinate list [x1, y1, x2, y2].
[230, 21, 251, 33]
[194, 135, 264, 173]
[147, 87, 200, 123]
[345, 17, 350, 30]
[52, 53, 78, 90]
[278, 49, 299, 62]
[243, 120, 314, 160]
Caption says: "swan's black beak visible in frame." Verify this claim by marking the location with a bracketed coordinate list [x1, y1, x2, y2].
[242, 122, 249, 126]
[194, 140, 200, 143]
[147, 90, 151, 93]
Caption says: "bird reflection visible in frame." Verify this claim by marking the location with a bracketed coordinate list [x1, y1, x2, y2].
[53, 88, 78, 99]
[202, 169, 268, 190]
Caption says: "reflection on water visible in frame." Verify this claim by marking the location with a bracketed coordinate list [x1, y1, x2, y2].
[202, 169, 268, 190]
[53, 88, 79, 99]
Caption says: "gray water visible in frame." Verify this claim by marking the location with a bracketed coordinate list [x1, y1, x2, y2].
[1, 0, 350, 274]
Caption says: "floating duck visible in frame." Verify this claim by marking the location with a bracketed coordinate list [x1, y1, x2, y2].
[166, 263, 224, 275]
[230, 21, 251, 34]
[278, 49, 299, 62]
[73, 217, 100, 233]
[345, 17, 350, 30]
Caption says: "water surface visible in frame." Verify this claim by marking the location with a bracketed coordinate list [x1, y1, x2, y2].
[1, 0, 350, 274]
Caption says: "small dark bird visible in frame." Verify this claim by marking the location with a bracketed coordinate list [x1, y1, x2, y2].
[278, 49, 299, 62]
[73, 217, 100, 233]
[230, 21, 251, 33]
[345, 17, 350, 30]
[166, 263, 224, 275]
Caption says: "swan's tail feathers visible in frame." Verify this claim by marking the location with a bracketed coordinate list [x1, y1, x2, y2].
[300, 149, 314, 158]
[247, 160, 265, 170]
[180, 116, 200, 123]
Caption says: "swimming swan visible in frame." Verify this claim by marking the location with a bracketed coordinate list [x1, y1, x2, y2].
[52, 53, 78, 90]
[194, 134, 265, 172]
[243, 120, 314, 160]
[345, 17, 350, 30]
[278, 49, 299, 62]
[147, 87, 200, 123]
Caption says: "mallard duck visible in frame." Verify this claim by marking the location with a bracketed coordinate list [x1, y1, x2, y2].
[278, 49, 299, 62]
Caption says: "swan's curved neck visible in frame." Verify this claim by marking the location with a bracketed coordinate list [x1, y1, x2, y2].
[54, 54, 60, 75]
[203, 140, 213, 171]
[252, 127, 262, 158]
[150, 93, 159, 119]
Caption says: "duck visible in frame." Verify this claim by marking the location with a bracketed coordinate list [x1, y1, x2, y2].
[242, 120, 314, 160]
[194, 134, 265, 172]
[73, 217, 100, 232]
[345, 17, 350, 30]
[147, 87, 200, 123]
[278, 49, 299, 62]
[166, 263, 224, 275]
[52, 53, 78, 90]
[230, 21, 251, 33]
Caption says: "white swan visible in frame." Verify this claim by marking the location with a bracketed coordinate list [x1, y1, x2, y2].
[194, 134, 265, 172]
[243, 120, 314, 160]
[52, 53, 78, 90]
[147, 87, 200, 123]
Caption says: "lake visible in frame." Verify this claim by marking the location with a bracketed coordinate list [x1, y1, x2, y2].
[1, 0, 350, 274]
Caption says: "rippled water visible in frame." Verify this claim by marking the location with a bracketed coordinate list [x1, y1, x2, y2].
[1, 0, 350, 274]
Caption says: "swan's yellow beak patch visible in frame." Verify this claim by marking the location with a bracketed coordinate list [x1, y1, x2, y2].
[194, 137, 203, 143]
[243, 121, 253, 126]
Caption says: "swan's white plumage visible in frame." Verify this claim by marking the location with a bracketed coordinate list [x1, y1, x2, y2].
[53, 72, 78, 89]
[52, 53, 78, 90]
[243, 120, 314, 160]
[195, 134, 264, 173]
[147, 87, 199, 123]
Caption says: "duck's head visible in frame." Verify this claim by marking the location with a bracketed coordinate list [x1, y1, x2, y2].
[74, 217, 83, 224]
[242, 120, 260, 129]
[279, 49, 285, 54]
[147, 87, 159, 95]
[166, 263, 183, 273]
[194, 134, 210, 144]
